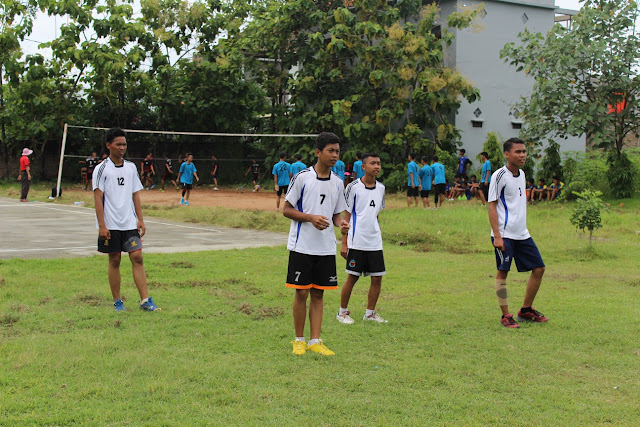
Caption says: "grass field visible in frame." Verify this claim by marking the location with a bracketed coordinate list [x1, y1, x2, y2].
[1, 182, 640, 425]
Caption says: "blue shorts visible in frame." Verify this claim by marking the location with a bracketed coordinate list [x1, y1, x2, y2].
[492, 237, 545, 272]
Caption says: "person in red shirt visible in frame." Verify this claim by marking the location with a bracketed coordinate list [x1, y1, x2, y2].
[18, 148, 32, 202]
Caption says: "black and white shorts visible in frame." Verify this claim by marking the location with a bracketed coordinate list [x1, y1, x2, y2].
[345, 249, 386, 277]
[286, 251, 338, 290]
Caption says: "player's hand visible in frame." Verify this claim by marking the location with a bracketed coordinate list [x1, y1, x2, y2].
[275, 185, 279, 192]
[28, 175, 31, 181]
[340, 243, 348, 259]
[339, 219, 350, 235]
[138, 220, 146, 238]
[309, 215, 330, 230]
[16, 175, 20, 181]
[419, 186, 422, 191]
[98, 225, 111, 241]
[412, 184, 416, 189]
[493, 236, 505, 252]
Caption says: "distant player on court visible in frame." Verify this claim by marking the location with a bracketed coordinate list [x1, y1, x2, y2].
[488, 137, 547, 329]
[140, 152, 155, 190]
[406, 153, 419, 207]
[272, 152, 291, 212]
[93, 128, 159, 312]
[283, 132, 349, 356]
[431, 155, 446, 208]
[211, 155, 219, 190]
[290, 154, 307, 176]
[245, 160, 261, 190]
[177, 153, 199, 206]
[337, 152, 387, 324]
[418, 156, 433, 209]
[352, 152, 364, 180]
[161, 153, 178, 191]
[331, 158, 346, 183]
[84, 152, 99, 191]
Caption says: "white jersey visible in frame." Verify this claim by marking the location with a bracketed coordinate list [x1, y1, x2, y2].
[93, 158, 144, 231]
[344, 179, 385, 251]
[285, 167, 347, 256]
[488, 166, 530, 240]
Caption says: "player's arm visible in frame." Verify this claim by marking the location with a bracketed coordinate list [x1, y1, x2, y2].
[94, 188, 110, 240]
[340, 211, 352, 259]
[283, 201, 330, 230]
[488, 201, 504, 251]
[273, 174, 279, 191]
[194, 172, 199, 182]
[132, 191, 146, 237]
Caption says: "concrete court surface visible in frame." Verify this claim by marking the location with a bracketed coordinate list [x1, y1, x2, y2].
[0, 197, 287, 260]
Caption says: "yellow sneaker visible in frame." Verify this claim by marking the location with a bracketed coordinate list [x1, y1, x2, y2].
[291, 340, 307, 355]
[307, 340, 335, 356]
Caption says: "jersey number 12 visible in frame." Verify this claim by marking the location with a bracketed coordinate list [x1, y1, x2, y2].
[117, 177, 124, 186]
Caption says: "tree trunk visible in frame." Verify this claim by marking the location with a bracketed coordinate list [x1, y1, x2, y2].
[39, 139, 49, 180]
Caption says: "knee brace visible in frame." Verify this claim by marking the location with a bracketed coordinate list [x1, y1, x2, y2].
[495, 278, 508, 306]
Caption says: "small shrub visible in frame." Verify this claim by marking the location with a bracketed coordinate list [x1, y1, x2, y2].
[606, 151, 636, 199]
[562, 181, 587, 201]
[570, 189, 606, 244]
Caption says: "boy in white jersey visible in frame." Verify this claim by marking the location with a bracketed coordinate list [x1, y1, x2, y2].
[488, 138, 546, 329]
[93, 128, 160, 312]
[283, 132, 349, 356]
[337, 153, 387, 324]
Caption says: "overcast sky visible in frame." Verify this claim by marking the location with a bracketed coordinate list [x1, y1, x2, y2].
[22, 0, 586, 57]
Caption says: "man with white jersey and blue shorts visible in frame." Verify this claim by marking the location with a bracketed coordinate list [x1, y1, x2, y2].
[488, 137, 547, 329]
[93, 128, 160, 312]
[283, 132, 349, 356]
[337, 153, 387, 324]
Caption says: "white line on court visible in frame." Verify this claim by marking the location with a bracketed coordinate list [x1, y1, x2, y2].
[1, 200, 223, 232]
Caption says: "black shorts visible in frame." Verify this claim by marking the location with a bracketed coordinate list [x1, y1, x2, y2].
[163, 171, 174, 180]
[420, 189, 430, 198]
[407, 186, 419, 197]
[434, 183, 446, 195]
[492, 237, 545, 272]
[211, 173, 218, 179]
[143, 171, 153, 178]
[345, 249, 386, 277]
[277, 185, 288, 196]
[87, 170, 94, 180]
[455, 172, 468, 179]
[479, 183, 489, 194]
[181, 183, 193, 190]
[98, 229, 143, 254]
[286, 251, 338, 290]
[252, 173, 259, 181]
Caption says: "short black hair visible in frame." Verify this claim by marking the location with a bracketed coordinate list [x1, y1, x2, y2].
[408, 152, 416, 160]
[106, 128, 126, 143]
[480, 151, 488, 158]
[503, 137, 525, 152]
[295, 154, 302, 161]
[421, 156, 429, 163]
[552, 175, 559, 180]
[356, 151, 362, 159]
[186, 153, 193, 157]
[361, 152, 380, 163]
[539, 178, 545, 184]
[459, 149, 466, 154]
[279, 152, 287, 159]
[470, 175, 477, 179]
[315, 132, 340, 151]
[527, 178, 534, 184]
[432, 155, 439, 162]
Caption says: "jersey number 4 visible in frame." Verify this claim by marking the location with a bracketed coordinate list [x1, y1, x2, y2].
[117, 177, 125, 186]
[370, 200, 376, 207]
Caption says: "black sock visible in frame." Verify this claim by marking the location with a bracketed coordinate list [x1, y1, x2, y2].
[520, 306, 533, 313]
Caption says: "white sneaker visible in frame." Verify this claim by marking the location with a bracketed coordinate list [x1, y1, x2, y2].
[363, 312, 388, 323]
[336, 311, 355, 324]
[213, 187, 219, 191]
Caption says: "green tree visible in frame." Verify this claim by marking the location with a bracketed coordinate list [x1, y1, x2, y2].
[538, 141, 562, 183]
[501, 0, 640, 197]
[570, 189, 605, 244]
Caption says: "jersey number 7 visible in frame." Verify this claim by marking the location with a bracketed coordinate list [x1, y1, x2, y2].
[320, 194, 326, 204]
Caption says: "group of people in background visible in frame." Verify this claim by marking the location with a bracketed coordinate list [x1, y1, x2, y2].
[526, 176, 565, 203]
[406, 149, 493, 209]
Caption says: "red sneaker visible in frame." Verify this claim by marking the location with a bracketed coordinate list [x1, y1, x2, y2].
[500, 313, 520, 328]
[517, 307, 548, 323]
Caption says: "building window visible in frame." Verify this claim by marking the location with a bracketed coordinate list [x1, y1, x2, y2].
[472, 120, 484, 128]
[512, 123, 522, 130]
[521, 13, 529, 24]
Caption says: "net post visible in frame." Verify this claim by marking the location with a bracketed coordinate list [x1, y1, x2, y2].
[55, 123, 68, 198]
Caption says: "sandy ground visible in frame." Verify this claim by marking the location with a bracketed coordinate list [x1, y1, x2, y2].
[66, 185, 282, 211]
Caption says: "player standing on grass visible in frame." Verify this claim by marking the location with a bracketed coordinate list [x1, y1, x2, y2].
[419, 156, 433, 209]
[479, 151, 491, 205]
[272, 152, 291, 212]
[406, 153, 419, 207]
[352, 152, 364, 180]
[337, 153, 387, 324]
[283, 132, 349, 356]
[331, 158, 346, 183]
[93, 128, 160, 312]
[290, 154, 307, 176]
[488, 137, 547, 329]
[178, 153, 199, 206]
[431, 155, 446, 208]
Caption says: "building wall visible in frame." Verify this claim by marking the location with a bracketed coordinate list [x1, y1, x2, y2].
[439, 0, 586, 159]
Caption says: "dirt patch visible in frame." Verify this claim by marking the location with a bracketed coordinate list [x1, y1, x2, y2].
[0, 314, 19, 327]
[77, 293, 105, 306]
[10, 304, 30, 314]
[237, 303, 284, 320]
[39, 296, 52, 305]
[64, 187, 279, 211]
[171, 261, 195, 268]
[0, 277, 5, 287]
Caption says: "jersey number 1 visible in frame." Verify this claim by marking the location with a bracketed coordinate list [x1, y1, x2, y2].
[117, 177, 124, 186]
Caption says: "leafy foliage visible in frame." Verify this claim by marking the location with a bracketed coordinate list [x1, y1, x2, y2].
[478, 132, 503, 172]
[570, 189, 605, 243]
[538, 141, 562, 183]
[606, 150, 637, 198]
